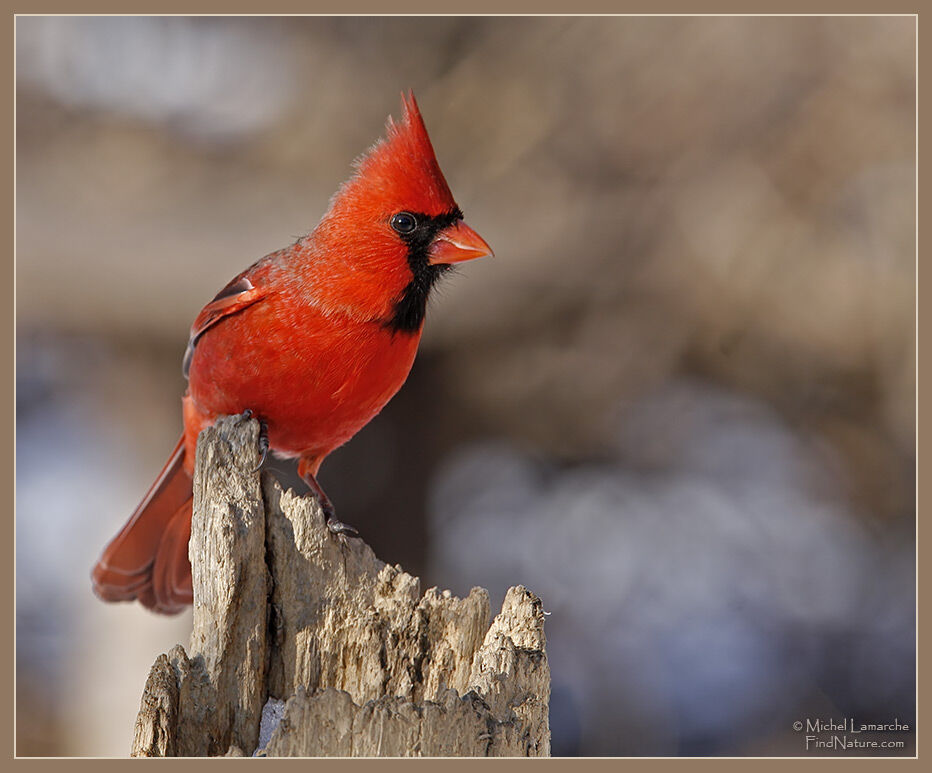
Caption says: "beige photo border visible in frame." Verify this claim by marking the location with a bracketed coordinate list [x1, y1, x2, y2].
[4, 3, 921, 769]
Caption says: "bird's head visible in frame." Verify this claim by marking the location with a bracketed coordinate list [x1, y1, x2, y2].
[309, 92, 493, 330]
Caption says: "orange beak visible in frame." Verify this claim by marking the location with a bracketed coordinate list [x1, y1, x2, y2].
[428, 220, 494, 265]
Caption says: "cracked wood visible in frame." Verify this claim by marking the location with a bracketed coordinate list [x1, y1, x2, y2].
[131, 415, 550, 757]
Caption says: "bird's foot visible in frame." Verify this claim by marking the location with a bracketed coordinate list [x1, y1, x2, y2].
[326, 518, 360, 538]
[298, 459, 361, 539]
[251, 425, 269, 473]
[318, 499, 360, 538]
[239, 409, 269, 473]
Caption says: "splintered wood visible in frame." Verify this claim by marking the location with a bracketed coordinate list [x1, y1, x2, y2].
[131, 415, 550, 757]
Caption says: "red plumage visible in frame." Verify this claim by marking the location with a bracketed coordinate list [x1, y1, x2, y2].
[92, 93, 492, 614]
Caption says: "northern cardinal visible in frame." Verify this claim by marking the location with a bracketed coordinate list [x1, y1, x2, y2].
[91, 93, 492, 614]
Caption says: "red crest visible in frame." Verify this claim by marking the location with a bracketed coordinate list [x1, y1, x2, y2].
[337, 92, 459, 217]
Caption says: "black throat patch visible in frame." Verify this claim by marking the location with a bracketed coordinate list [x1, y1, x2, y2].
[387, 208, 463, 334]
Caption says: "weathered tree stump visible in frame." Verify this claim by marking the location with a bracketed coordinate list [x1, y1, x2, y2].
[131, 415, 550, 757]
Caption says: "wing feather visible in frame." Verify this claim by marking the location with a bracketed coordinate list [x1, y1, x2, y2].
[182, 271, 267, 379]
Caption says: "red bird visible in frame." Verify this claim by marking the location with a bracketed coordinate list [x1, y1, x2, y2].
[92, 93, 492, 614]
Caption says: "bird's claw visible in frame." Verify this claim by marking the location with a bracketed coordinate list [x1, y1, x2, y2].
[326, 518, 360, 538]
[239, 409, 269, 473]
[297, 462, 355, 537]
[250, 430, 269, 473]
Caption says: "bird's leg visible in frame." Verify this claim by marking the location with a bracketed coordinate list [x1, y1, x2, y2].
[239, 409, 269, 473]
[297, 457, 359, 538]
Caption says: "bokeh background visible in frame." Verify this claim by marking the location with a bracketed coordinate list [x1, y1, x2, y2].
[16, 16, 915, 757]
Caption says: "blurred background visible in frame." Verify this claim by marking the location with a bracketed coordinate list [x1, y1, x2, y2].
[16, 16, 915, 757]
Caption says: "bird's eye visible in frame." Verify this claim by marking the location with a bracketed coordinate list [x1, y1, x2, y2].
[390, 212, 418, 234]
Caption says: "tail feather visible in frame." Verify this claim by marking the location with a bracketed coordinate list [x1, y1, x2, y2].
[150, 502, 193, 614]
[91, 435, 194, 615]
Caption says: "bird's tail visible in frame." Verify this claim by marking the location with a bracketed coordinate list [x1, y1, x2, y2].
[91, 435, 194, 615]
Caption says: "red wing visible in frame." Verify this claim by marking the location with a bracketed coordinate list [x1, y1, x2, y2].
[182, 270, 268, 379]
